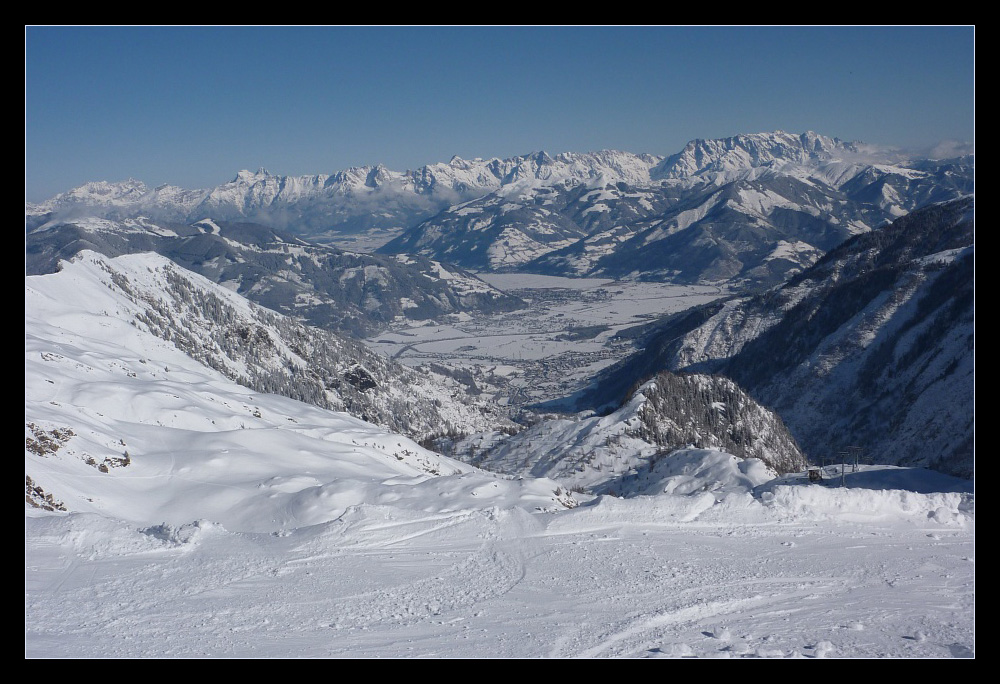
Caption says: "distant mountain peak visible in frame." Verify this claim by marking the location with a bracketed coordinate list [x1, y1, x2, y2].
[365, 164, 392, 188]
[232, 168, 272, 182]
[32, 178, 151, 210]
[74, 177, 147, 194]
[652, 130, 865, 180]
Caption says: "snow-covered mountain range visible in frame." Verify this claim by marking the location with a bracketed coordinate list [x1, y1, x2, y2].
[380, 132, 973, 286]
[577, 197, 975, 478]
[25, 150, 662, 236]
[651, 131, 872, 179]
[24, 131, 974, 479]
[29, 130, 970, 290]
[25, 141, 976, 656]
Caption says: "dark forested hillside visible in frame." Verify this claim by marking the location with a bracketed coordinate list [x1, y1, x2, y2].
[576, 198, 974, 476]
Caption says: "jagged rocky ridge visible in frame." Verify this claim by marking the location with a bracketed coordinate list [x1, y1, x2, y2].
[28, 251, 519, 443]
[577, 197, 975, 477]
[651, 131, 871, 179]
[25, 217, 523, 338]
[450, 370, 805, 495]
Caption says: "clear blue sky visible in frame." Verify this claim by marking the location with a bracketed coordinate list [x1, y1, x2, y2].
[25, 26, 974, 202]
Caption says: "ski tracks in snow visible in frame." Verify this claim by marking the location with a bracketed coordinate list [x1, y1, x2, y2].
[25, 503, 974, 658]
[26, 507, 533, 658]
[320, 508, 529, 631]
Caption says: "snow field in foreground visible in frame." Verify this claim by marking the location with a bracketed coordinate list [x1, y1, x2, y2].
[27, 491, 973, 658]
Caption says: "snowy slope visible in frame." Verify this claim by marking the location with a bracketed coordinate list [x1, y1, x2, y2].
[26, 251, 519, 443]
[26, 298, 974, 660]
[26, 462, 974, 658]
[25, 257, 574, 530]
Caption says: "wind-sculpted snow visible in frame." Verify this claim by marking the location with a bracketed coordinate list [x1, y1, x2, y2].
[26, 470, 973, 657]
[757, 486, 970, 525]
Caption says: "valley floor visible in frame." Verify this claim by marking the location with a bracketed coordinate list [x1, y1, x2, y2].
[367, 276, 728, 406]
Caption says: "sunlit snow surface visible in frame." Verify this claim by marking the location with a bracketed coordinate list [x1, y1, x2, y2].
[27, 486, 974, 658]
[26, 255, 974, 658]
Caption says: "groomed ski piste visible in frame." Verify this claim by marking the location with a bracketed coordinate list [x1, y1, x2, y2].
[26, 253, 974, 658]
